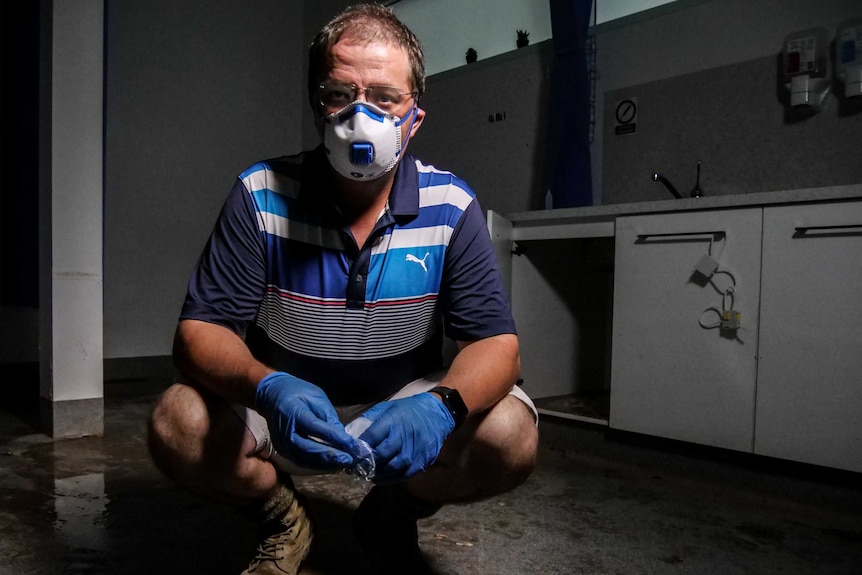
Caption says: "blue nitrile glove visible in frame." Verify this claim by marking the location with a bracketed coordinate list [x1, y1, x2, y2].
[254, 371, 355, 470]
[355, 392, 456, 483]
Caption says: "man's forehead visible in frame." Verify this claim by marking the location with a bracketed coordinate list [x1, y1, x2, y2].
[330, 35, 406, 58]
[327, 38, 411, 82]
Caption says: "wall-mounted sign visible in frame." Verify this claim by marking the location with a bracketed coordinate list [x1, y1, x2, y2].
[614, 98, 637, 136]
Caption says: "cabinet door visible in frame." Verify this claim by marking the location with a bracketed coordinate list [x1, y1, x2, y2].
[610, 209, 762, 451]
[756, 202, 862, 473]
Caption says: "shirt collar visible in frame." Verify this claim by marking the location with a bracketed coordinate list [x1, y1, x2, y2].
[305, 146, 419, 221]
[387, 153, 419, 219]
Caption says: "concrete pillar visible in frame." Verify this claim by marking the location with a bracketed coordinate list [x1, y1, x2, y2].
[39, 0, 105, 438]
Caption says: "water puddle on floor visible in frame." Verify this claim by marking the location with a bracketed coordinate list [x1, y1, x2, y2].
[53, 472, 109, 552]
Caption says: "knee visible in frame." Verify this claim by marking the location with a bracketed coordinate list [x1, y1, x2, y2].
[149, 383, 209, 437]
[147, 383, 211, 468]
[501, 399, 539, 485]
[473, 396, 538, 491]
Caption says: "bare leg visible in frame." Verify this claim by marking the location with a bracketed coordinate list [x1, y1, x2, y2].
[408, 394, 539, 503]
[147, 382, 280, 505]
[148, 383, 317, 575]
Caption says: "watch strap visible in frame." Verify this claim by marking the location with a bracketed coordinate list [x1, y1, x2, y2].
[429, 386, 468, 430]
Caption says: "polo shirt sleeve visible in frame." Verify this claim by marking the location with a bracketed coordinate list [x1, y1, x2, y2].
[179, 178, 267, 336]
[441, 198, 517, 342]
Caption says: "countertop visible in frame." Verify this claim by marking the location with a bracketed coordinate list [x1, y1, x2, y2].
[502, 184, 862, 227]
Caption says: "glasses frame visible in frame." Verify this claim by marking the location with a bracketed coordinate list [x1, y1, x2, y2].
[318, 80, 418, 113]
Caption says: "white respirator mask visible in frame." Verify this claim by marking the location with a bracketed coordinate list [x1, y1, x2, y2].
[323, 101, 416, 181]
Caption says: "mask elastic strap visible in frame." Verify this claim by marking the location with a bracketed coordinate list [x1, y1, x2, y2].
[394, 103, 419, 158]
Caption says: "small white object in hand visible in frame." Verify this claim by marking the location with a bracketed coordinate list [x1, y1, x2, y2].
[345, 417, 375, 480]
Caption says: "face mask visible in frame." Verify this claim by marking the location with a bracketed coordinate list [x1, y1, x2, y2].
[323, 101, 415, 181]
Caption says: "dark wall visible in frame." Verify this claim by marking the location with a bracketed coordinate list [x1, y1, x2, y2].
[595, 0, 862, 204]
[103, 0, 304, 358]
[409, 42, 554, 216]
[0, 0, 40, 307]
[603, 54, 862, 204]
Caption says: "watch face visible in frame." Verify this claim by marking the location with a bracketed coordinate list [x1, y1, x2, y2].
[432, 386, 468, 428]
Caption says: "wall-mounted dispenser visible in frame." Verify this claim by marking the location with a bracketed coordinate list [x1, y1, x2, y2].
[782, 27, 830, 112]
[836, 18, 862, 98]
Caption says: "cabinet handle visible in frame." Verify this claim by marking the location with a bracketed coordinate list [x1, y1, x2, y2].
[793, 224, 862, 237]
[635, 230, 725, 243]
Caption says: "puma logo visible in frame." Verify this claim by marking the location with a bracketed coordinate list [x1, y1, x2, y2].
[406, 252, 430, 272]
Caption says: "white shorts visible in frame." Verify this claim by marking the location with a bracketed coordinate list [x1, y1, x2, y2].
[232, 371, 538, 475]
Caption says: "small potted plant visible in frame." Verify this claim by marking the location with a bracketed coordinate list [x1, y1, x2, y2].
[465, 47, 478, 64]
[516, 29, 530, 48]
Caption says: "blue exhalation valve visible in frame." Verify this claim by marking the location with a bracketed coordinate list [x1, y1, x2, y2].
[350, 142, 374, 165]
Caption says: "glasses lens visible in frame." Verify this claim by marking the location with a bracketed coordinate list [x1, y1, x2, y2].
[319, 81, 415, 112]
[366, 86, 410, 111]
[320, 81, 356, 110]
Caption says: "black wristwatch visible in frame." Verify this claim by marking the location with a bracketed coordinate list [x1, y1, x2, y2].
[429, 386, 468, 430]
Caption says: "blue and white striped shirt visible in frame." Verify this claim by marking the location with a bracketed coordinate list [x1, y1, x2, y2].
[181, 148, 515, 404]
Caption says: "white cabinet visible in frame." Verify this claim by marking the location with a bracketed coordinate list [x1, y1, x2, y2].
[610, 209, 763, 452]
[489, 190, 862, 472]
[488, 211, 615, 423]
[755, 201, 862, 473]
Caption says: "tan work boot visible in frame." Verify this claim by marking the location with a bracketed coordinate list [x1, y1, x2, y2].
[241, 495, 313, 575]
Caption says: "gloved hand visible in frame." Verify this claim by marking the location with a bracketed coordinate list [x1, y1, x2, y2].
[355, 392, 456, 483]
[254, 371, 355, 470]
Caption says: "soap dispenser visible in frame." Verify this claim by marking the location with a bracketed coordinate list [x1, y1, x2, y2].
[836, 18, 862, 99]
[781, 27, 830, 112]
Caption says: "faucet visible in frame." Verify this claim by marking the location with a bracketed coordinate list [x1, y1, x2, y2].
[652, 172, 682, 199]
[689, 161, 703, 198]
[652, 161, 704, 199]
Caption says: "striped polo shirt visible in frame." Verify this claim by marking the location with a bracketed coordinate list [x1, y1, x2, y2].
[181, 148, 515, 404]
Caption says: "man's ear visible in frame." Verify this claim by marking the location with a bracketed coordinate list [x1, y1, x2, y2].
[408, 106, 426, 138]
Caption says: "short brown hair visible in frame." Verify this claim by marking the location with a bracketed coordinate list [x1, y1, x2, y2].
[307, 3, 426, 111]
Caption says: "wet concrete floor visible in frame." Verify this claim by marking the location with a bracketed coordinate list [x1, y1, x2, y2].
[1, 374, 861, 574]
